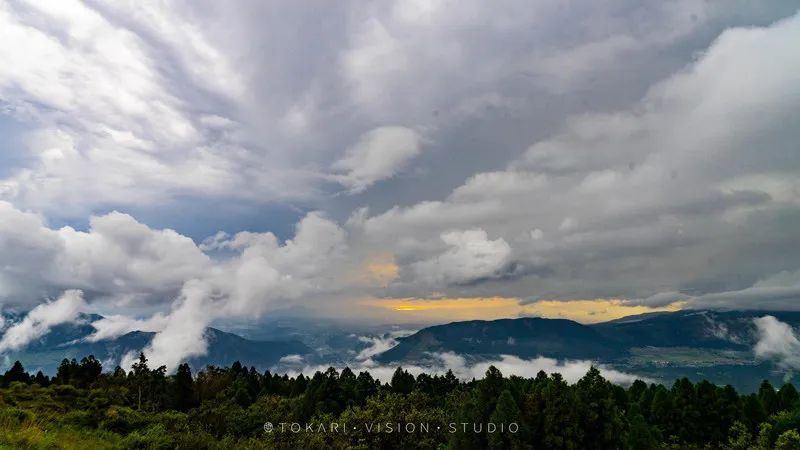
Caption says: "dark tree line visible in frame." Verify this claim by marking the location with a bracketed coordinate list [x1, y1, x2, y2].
[2, 354, 800, 449]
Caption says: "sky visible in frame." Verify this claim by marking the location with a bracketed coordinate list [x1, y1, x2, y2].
[0, 0, 799, 370]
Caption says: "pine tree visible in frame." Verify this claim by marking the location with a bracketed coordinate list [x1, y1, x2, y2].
[172, 363, 195, 411]
[488, 390, 524, 449]
[625, 404, 658, 450]
[650, 386, 673, 438]
[130, 352, 151, 410]
[77, 355, 102, 387]
[390, 367, 414, 394]
[4, 361, 30, 385]
[33, 370, 49, 387]
[777, 383, 799, 412]
[576, 366, 624, 449]
[535, 373, 582, 449]
[715, 384, 741, 436]
[671, 377, 699, 442]
[742, 394, 766, 432]
[696, 380, 721, 443]
[758, 380, 778, 416]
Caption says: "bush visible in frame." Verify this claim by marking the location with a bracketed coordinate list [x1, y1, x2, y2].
[0, 406, 36, 425]
[122, 423, 176, 450]
[101, 405, 148, 434]
[62, 409, 97, 428]
[152, 410, 190, 433]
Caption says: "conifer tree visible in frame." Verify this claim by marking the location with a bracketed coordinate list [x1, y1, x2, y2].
[488, 390, 524, 450]
[172, 363, 195, 411]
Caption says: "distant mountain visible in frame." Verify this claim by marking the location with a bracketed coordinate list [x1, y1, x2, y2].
[6, 308, 800, 391]
[378, 310, 800, 362]
[594, 309, 800, 349]
[374, 309, 800, 391]
[0, 313, 309, 374]
[376, 317, 624, 363]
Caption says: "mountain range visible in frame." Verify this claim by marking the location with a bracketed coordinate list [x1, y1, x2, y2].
[378, 309, 799, 391]
[2, 309, 798, 392]
[0, 313, 308, 374]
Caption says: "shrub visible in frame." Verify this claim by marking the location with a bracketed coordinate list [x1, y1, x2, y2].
[101, 405, 148, 434]
[0, 406, 36, 425]
[121, 423, 176, 450]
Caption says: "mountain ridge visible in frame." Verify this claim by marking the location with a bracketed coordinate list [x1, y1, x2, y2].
[0, 312, 309, 374]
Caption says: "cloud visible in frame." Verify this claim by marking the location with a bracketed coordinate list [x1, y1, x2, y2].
[683, 268, 800, 310]
[355, 329, 415, 361]
[687, 286, 800, 311]
[286, 352, 649, 386]
[119, 212, 349, 371]
[0, 201, 210, 304]
[0, 199, 354, 369]
[86, 313, 169, 342]
[0, 290, 86, 353]
[626, 292, 692, 308]
[1, 0, 783, 217]
[354, 12, 800, 303]
[279, 354, 305, 364]
[753, 316, 800, 371]
[1, 2, 800, 370]
[332, 126, 422, 193]
[451, 171, 547, 201]
[121, 282, 212, 371]
[408, 229, 514, 285]
[0, 1, 255, 213]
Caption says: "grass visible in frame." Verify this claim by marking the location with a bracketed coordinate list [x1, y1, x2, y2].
[0, 417, 122, 449]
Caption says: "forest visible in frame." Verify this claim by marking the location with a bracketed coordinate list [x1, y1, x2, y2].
[1, 354, 800, 449]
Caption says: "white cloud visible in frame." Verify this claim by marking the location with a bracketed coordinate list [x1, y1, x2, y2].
[121, 282, 212, 371]
[1, 2, 799, 370]
[0, 0, 319, 213]
[86, 313, 169, 342]
[118, 212, 349, 371]
[0, 201, 210, 303]
[279, 354, 305, 364]
[753, 316, 800, 371]
[356, 329, 415, 361]
[451, 171, 547, 201]
[408, 229, 513, 285]
[333, 126, 422, 193]
[286, 352, 649, 386]
[354, 12, 800, 301]
[0, 200, 353, 370]
[0, 290, 86, 353]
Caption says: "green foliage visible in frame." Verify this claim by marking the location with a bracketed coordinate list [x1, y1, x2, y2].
[1, 357, 800, 449]
[775, 428, 800, 450]
[488, 390, 524, 449]
[725, 421, 752, 450]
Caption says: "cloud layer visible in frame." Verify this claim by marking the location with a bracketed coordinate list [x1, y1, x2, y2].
[0, 2, 799, 370]
[285, 352, 649, 386]
[753, 316, 800, 371]
[0, 290, 86, 353]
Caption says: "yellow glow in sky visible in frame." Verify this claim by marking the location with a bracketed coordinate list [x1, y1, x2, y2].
[350, 253, 399, 287]
[523, 299, 684, 323]
[363, 296, 683, 324]
[362, 297, 523, 322]
[366, 253, 398, 287]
